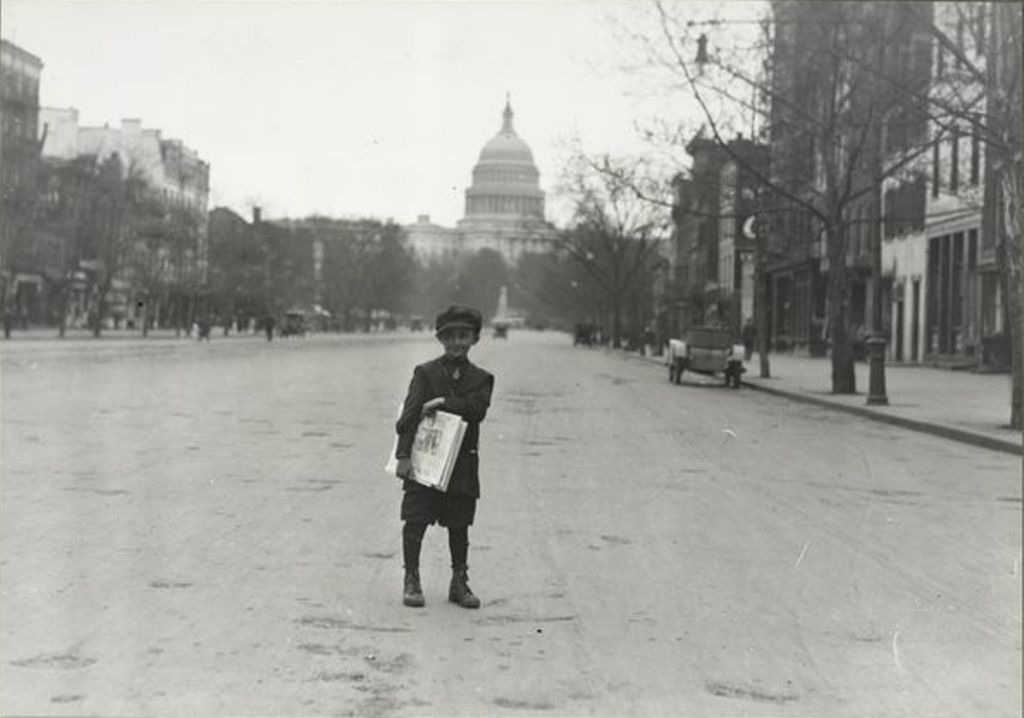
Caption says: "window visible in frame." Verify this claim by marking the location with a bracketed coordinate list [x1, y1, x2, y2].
[932, 139, 941, 197]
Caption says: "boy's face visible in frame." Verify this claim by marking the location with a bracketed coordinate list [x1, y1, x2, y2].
[438, 327, 477, 360]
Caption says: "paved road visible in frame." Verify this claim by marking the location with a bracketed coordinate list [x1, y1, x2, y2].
[1, 331, 1020, 716]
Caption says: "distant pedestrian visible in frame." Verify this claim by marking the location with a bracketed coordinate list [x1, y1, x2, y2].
[3, 306, 13, 339]
[197, 317, 211, 341]
[264, 315, 275, 341]
[742, 318, 756, 361]
[393, 305, 495, 609]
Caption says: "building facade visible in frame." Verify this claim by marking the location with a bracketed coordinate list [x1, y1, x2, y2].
[38, 111, 211, 329]
[0, 39, 44, 324]
[880, 2, 1004, 368]
[764, 1, 932, 356]
[404, 214, 462, 259]
[668, 133, 766, 337]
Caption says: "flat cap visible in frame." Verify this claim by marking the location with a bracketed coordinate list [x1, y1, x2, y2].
[435, 305, 483, 335]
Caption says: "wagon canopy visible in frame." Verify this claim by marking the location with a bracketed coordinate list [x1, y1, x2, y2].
[684, 327, 734, 349]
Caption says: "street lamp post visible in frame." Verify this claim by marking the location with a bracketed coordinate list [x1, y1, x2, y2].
[741, 210, 770, 377]
[753, 214, 771, 379]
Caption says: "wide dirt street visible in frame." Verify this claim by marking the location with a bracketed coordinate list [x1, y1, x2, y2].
[1, 330, 1020, 716]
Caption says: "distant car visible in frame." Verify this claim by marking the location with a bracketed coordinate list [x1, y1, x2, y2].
[492, 320, 509, 339]
[573, 323, 595, 346]
[280, 311, 306, 337]
[667, 326, 745, 388]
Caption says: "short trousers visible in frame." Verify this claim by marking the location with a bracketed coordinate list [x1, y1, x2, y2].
[401, 482, 477, 527]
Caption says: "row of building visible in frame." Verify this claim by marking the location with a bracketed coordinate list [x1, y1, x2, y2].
[1, 39, 211, 329]
[1, 35, 556, 330]
[666, 1, 1013, 370]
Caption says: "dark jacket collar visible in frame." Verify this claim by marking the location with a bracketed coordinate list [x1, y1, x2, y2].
[440, 354, 470, 367]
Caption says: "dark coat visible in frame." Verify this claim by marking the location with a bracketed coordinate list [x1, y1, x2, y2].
[395, 355, 494, 497]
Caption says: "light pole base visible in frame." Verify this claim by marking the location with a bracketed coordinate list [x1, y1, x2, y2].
[866, 334, 888, 405]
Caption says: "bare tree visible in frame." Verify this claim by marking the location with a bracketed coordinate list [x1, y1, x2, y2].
[127, 188, 173, 337]
[208, 207, 265, 330]
[314, 218, 413, 331]
[556, 153, 669, 348]
[511, 250, 596, 331]
[365, 220, 416, 321]
[636, 1, 939, 394]
[629, 1, 1020, 423]
[78, 154, 142, 338]
[986, 3, 1024, 428]
[30, 156, 90, 336]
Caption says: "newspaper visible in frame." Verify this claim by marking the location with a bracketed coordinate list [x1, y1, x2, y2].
[385, 409, 467, 492]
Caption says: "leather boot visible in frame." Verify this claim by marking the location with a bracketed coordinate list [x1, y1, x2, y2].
[448, 565, 480, 609]
[403, 569, 424, 607]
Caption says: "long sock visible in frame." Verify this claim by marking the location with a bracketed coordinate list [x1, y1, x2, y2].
[448, 526, 469, 568]
[403, 522, 427, 571]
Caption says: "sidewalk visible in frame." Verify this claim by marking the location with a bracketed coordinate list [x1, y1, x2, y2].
[741, 353, 1021, 455]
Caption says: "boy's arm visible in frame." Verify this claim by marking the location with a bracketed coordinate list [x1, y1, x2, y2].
[395, 367, 429, 458]
[439, 374, 494, 423]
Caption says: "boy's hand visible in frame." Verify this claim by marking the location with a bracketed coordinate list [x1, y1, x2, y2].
[421, 397, 445, 416]
[396, 457, 413, 480]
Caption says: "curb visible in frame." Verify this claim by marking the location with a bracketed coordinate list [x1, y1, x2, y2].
[742, 379, 1022, 456]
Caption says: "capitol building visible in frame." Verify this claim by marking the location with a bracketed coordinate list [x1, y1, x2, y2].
[405, 98, 556, 263]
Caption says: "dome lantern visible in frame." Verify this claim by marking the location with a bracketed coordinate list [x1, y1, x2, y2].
[501, 92, 514, 133]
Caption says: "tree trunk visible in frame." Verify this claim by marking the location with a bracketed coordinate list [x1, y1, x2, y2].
[187, 291, 197, 332]
[92, 278, 110, 338]
[56, 279, 69, 338]
[826, 225, 856, 394]
[999, 166, 1022, 429]
[608, 293, 623, 348]
[174, 293, 183, 337]
[141, 295, 151, 338]
[992, 4, 1023, 429]
[755, 250, 770, 378]
[222, 295, 233, 336]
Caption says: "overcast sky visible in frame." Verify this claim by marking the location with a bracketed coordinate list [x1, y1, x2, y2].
[3, 0, 764, 227]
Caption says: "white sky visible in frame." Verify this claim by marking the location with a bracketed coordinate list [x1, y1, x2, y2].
[2, 0, 765, 227]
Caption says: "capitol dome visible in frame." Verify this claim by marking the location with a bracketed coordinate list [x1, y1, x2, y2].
[478, 120, 535, 165]
[463, 98, 545, 219]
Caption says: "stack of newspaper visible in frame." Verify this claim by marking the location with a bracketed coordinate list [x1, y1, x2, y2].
[385, 409, 467, 492]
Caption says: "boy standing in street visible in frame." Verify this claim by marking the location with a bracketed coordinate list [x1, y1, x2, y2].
[394, 305, 494, 609]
